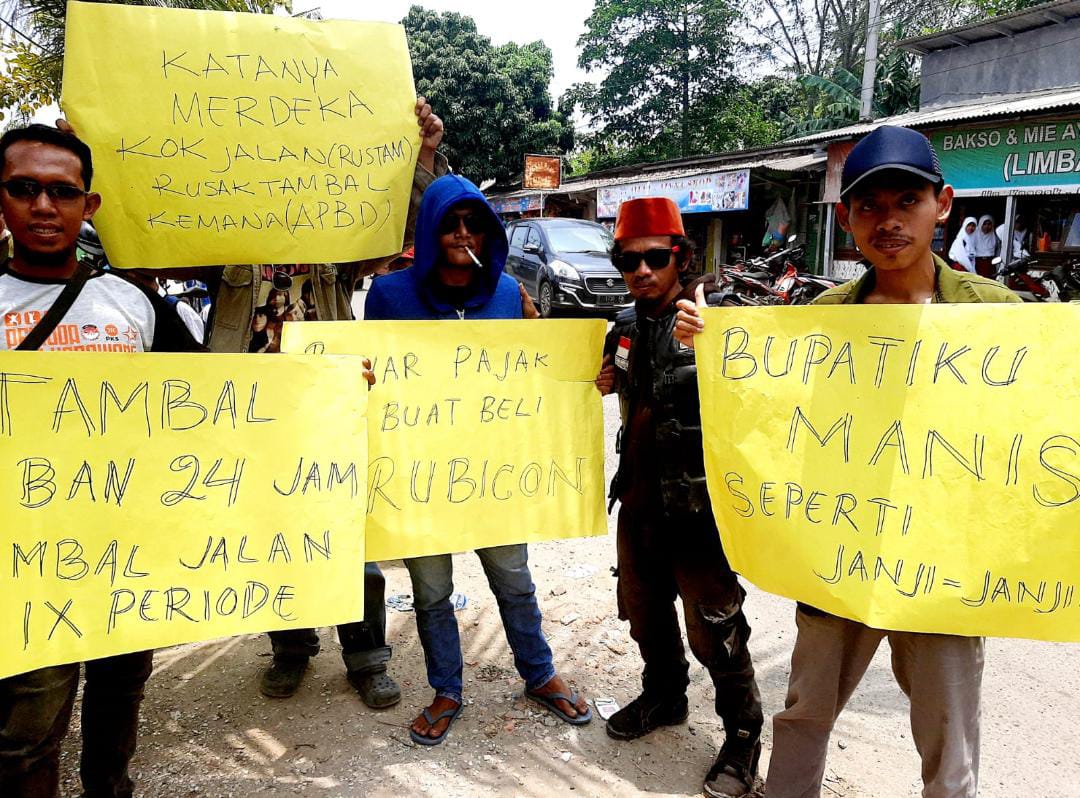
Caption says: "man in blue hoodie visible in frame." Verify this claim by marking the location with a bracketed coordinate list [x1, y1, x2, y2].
[365, 175, 591, 745]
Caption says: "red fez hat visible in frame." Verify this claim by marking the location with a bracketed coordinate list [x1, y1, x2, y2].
[614, 197, 685, 241]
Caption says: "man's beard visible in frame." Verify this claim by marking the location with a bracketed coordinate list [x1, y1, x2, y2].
[14, 240, 76, 269]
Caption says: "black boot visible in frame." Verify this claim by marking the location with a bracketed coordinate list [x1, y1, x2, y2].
[259, 657, 308, 698]
[703, 735, 761, 798]
[605, 693, 688, 741]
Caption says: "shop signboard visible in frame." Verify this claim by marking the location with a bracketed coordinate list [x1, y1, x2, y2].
[489, 194, 542, 215]
[931, 118, 1080, 197]
[597, 170, 750, 218]
[523, 154, 562, 190]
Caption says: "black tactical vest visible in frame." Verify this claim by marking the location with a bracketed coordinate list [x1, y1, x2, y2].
[608, 303, 710, 517]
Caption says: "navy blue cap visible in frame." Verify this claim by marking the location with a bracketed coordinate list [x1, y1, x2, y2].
[841, 126, 944, 198]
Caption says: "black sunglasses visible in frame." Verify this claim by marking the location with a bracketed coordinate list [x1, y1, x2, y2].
[1, 179, 87, 203]
[437, 212, 486, 236]
[614, 247, 678, 272]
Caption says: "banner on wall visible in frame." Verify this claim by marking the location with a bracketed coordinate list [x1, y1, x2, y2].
[597, 170, 750, 218]
[931, 118, 1080, 197]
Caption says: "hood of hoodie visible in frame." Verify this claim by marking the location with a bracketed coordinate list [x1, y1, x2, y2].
[412, 174, 509, 312]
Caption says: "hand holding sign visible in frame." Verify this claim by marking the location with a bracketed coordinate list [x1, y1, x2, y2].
[415, 96, 444, 172]
[673, 282, 707, 348]
[595, 354, 615, 396]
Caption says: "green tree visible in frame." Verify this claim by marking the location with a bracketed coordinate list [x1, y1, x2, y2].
[786, 26, 921, 134]
[403, 6, 573, 185]
[563, 0, 752, 168]
[0, 0, 288, 124]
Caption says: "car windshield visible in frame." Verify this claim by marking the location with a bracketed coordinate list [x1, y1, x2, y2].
[544, 224, 613, 254]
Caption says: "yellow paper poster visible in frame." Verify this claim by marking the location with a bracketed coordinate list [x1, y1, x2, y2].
[697, 303, 1080, 642]
[61, 2, 419, 268]
[281, 320, 608, 560]
[0, 352, 368, 679]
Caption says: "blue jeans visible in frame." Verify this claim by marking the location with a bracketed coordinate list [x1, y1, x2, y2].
[405, 544, 555, 703]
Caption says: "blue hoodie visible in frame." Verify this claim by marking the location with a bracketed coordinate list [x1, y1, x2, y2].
[364, 175, 522, 320]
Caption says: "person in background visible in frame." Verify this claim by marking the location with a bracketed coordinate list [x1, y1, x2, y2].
[996, 217, 1029, 260]
[243, 98, 447, 708]
[972, 214, 999, 276]
[948, 216, 977, 272]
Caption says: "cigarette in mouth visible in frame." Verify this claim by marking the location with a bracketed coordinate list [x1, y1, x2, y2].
[465, 246, 483, 267]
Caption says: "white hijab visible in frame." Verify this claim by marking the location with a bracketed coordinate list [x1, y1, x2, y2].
[973, 215, 999, 257]
[996, 222, 1027, 256]
[949, 217, 977, 272]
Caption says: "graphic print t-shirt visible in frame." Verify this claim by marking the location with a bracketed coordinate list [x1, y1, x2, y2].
[0, 271, 155, 352]
[248, 264, 322, 354]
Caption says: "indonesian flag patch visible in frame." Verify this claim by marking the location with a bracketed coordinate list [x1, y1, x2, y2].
[614, 336, 631, 371]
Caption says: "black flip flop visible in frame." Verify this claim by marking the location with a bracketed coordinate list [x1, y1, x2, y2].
[409, 703, 463, 746]
[526, 689, 593, 725]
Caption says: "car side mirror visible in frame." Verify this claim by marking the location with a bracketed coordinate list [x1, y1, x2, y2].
[523, 243, 542, 255]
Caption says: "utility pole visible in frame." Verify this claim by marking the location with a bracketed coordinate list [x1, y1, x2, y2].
[859, 0, 881, 121]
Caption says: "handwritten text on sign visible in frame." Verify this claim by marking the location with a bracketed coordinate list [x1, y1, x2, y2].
[281, 320, 608, 561]
[0, 352, 368, 679]
[61, 2, 419, 267]
[697, 304, 1080, 642]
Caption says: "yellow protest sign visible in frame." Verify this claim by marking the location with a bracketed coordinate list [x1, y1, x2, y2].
[0, 352, 368, 679]
[281, 320, 608, 560]
[697, 303, 1080, 642]
[61, 2, 419, 268]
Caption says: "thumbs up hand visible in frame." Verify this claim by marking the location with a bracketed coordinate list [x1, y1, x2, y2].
[674, 282, 707, 349]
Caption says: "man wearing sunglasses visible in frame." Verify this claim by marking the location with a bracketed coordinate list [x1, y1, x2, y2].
[0, 124, 201, 797]
[364, 174, 590, 746]
[596, 197, 763, 798]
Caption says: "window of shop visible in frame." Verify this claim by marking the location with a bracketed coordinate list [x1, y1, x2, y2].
[1017, 195, 1080, 261]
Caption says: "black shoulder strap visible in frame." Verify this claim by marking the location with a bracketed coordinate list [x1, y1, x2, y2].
[15, 262, 96, 351]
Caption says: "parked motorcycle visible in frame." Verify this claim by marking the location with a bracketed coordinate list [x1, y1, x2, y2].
[719, 236, 840, 305]
[1043, 259, 1080, 302]
[994, 255, 1058, 302]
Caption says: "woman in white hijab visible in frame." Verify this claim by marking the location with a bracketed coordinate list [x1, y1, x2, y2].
[972, 214, 999, 276]
[948, 217, 978, 272]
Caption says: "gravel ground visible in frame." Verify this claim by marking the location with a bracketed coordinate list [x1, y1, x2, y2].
[56, 299, 1079, 796]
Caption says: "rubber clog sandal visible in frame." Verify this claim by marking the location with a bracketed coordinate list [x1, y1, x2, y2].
[526, 689, 593, 725]
[408, 703, 463, 746]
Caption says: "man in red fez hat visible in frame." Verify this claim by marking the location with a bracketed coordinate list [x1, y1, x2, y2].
[595, 197, 763, 797]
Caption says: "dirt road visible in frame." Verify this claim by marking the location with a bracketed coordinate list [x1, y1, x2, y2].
[58, 354, 1079, 797]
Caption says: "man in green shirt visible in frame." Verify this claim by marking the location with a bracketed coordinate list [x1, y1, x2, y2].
[674, 126, 1019, 798]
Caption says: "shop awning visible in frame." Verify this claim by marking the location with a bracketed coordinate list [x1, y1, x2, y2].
[785, 86, 1080, 146]
[486, 150, 826, 212]
[899, 0, 1080, 54]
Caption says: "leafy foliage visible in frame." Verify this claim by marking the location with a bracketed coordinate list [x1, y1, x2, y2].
[562, 0, 756, 169]
[783, 21, 922, 135]
[0, 0, 288, 124]
[403, 6, 573, 185]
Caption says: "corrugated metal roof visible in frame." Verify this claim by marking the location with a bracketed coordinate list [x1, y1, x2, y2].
[900, 0, 1080, 53]
[488, 151, 825, 201]
[784, 86, 1080, 145]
